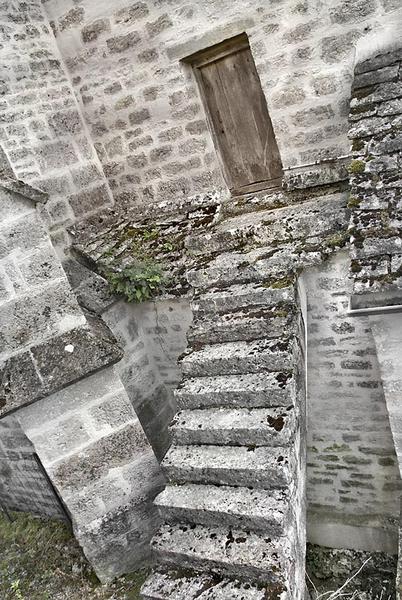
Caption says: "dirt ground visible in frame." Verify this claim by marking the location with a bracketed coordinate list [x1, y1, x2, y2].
[0, 511, 147, 600]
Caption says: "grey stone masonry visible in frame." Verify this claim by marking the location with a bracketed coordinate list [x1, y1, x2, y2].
[348, 48, 402, 308]
[142, 186, 349, 599]
[0, 184, 165, 582]
[0, 0, 113, 248]
[0, 184, 121, 416]
[0, 415, 67, 520]
[16, 366, 164, 582]
[42, 0, 400, 212]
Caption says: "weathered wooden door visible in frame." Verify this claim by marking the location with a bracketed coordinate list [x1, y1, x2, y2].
[190, 35, 283, 195]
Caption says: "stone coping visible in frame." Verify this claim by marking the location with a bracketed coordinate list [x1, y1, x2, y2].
[350, 290, 402, 312]
[0, 178, 48, 203]
[0, 315, 123, 418]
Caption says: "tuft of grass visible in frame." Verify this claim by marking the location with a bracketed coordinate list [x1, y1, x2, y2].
[0, 511, 147, 600]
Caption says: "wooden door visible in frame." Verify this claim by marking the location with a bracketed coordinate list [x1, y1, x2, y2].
[190, 35, 283, 195]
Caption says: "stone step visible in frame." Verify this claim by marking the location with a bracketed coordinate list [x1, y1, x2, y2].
[188, 309, 297, 344]
[162, 444, 295, 489]
[192, 282, 295, 316]
[171, 407, 296, 447]
[175, 372, 295, 410]
[151, 522, 295, 587]
[141, 569, 271, 599]
[187, 248, 296, 291]
[181, 338, 294, 378]
[186, 194, 347, 259]
[154, 483, 292, 535]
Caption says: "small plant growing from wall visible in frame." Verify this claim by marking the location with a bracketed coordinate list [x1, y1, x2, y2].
[105, 260, 165, 303]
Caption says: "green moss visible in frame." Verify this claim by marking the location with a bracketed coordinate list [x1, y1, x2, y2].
[351, 139, 365, 152]
[264, 276, 294, 289]
[324, 230, 349, 250]
[347, 159, 366, 174]
[350, 260, 362, 273]
[348, 196, 361, 208]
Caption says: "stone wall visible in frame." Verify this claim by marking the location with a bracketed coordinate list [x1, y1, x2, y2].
[42, 0, 401, 211]
[103, 298, 192, 460]
[348, 47, 402, 308]
[0, 415, 67, 520]
[16, 366, 165, 582]
[0, 0, 112, 249]
[0, 185, 165, 582]
[0, 183, 119, 415]
[303, 251, 401, 553]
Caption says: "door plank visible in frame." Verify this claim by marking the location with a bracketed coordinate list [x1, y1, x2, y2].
[195, 39, 283, 192]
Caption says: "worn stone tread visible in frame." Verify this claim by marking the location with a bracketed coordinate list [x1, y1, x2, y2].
[192, 282, 295, 315]
[141, 569, 271, 599]
[154, 483, 292, 534]
[171, 407, 296, 447]
[175, 372, 295, 409]
[188, 309, 297, 344]
[181, 339, 294, 377]
[151, 523, 295, 586]
[162, 444, 295, 489]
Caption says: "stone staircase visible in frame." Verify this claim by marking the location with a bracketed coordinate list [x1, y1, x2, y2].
[141, 248, 307, 598]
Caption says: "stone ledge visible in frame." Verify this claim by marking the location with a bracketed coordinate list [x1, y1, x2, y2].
[282, 159, 349, 191]
[0, 316, 123, 418]
[0, 178, 48, 204]
[350, 289, 402, 311]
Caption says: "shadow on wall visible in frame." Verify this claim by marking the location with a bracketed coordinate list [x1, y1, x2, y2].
[102, 297, 193, 460]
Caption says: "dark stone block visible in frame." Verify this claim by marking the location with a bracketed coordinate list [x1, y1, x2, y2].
[354, 65, 399, 89]
[53, 423, 150, 489]
[0, 352, 41, 413]
[321, 31, 361, 64]
[48, 110, 82, 135]
[114, 3, 149, 24]
[146, 14, 173, 38]
[355, 49, 402, 74]
[330, 0, 376, 23]
[106, 31, 141, 54]
[82, 18, 110, 43]
[128, 108, 150, 126]
[32, 317, 123, 389]
[69, 184, 111, 217]
[0, 319, 122, 418]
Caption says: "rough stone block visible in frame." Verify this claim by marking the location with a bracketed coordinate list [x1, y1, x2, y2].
[114, 3, 149, 24]
[321, 31, 361, 64]
[82, 19, 110, 43]
[30, 320, 123, 395]
[1, 212, 47, 253]
[128, 108, 150, 125]
[37, 141, 78, 171]
[69, 185, 111, 216]
[89, 391, 134, 430]
[29, 416, 90, 463]
[48, 110, 82, 135]
[330, 0, 376, 23]
[18, 246, 64, 286]
[51, 423, 152, 489]
[354, 65, 399, 89]
[107, 31, 141, 53]
[146, 14, 173, 38]
[0, 351, 41, 413]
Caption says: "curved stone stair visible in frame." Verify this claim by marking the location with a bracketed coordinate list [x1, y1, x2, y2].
[141, 248, 306, 599]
